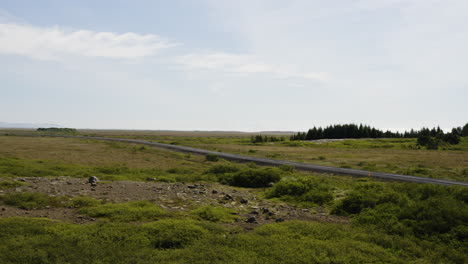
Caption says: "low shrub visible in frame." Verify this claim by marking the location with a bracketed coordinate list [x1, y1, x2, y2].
[207, 164, 241, 174]
[278, 164, 294, 172]
[267, 177, 334, 205]
[0, 180, 26, 189]
[191, 205, 236, 222]
[0, 192, 67, 209]
[79, 200, 165, 221]
[205, 154, 219, 162]
[142, 219, 208, 249]
[333, 183, 468, 240]
[69, 196, 102, 208]
[218, 168, 281, 188]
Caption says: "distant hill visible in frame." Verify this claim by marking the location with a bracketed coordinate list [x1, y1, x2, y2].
[0, 122, 62, 129]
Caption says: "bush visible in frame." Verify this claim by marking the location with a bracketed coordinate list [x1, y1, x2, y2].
[79, 200, 165, 221]
[207, 164, 241, 174]
[279, 164, 294, 172]
[218, 168, 282, 188]
[142, 219, 207, 249]
[332, 183, 407, 215]
[191, 205, 236, 222]
[333, 183, 468, 240]
[267, 177, 334, 205]
[205, 154, 219, 162]
[0, 192, 67, 209]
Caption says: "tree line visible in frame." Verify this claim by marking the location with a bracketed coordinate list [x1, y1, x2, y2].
[37, 127, 77, 133]
[290, 123, 468, 143]
[250, 135, 286, 143]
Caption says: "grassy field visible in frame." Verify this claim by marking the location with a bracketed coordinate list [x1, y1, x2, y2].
[0, 131, 467, 263]
[9, 128, 465, 181]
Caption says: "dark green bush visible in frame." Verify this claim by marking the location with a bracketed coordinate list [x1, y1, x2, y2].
[205, 154, 219, 162]
[333, 183, 468, 240]
[267, 177, 334, 205]
[207, 164, 241, 174]
[278, 164, 294, 172]
[218, 168, 281, 188]
[332, 183, 406, 215]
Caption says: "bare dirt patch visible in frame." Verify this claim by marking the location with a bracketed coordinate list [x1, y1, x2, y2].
[0, 177, 348, 227]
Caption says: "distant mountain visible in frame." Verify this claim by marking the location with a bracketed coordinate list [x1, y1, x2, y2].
[0, 122, 62, 129]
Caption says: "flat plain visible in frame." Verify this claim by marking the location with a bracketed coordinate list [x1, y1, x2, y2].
[0, 129, 467, 263]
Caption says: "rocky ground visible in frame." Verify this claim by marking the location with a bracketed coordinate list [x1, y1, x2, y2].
[0, 177, 348, 228]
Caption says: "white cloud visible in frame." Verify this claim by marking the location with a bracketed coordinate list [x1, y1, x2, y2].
[0, 23, 175, 60]
[175, 52, 329, 81]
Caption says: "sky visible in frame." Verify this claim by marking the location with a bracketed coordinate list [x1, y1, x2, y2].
[0, 0, 467, 132]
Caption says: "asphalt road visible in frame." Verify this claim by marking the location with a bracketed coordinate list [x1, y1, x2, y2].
[11, 134, 468, 187]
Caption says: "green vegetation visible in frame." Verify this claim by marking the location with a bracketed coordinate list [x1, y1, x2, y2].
[0, 157, 212, 183]
[0, 217, 466, 263]
[79, 201, 166, 221]
[267, 177, 334, 205]
[68, 196, 102, 208]
[214, 166, 282, 188]
[333, 183, 467, 240]
[0, 180, 26, 189]
[462, 123, 468, 137]
[291, 123, 465, 142]
[205, 154, 220, 162]
[191, 205, 236, 222]
[0, 192, 67, 209]
[37, 127, 77, 133]
[0, 132, 467, 263]
[250, 135, 285, 143]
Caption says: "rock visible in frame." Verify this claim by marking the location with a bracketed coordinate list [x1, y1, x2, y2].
[88, 176, 99, 184]
[211, 190, 218, 194]
[246, 216, 257, 223]
[187, 185, 197, 189]
[90, 218, 96, 221]
[240, 198, 248, 204]
[20, 178, 27, 182]
[261, 207, 270, 214]
[1, 208, 5, 211]
[91, 182, 97, 187]
[275, 218, 285, 223]
[146, 177, 157, 181]
[268, 211, 275, 216]
[66, 181, 73, 185]
[224, 194, 234, 200]
[250, 210, 259, 215]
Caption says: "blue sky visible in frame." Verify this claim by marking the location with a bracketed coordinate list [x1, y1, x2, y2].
[1, 0, 467, 131]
